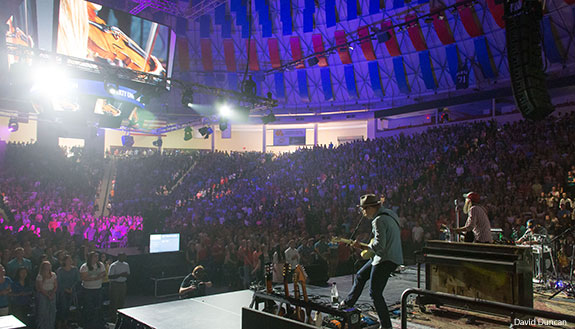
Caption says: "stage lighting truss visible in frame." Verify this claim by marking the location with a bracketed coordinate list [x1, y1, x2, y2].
[128, 0, 226, 20]
[5, 43, 277, 112]
[5, 43, 168, 88]
[265, 0, 476, 74]
[172, 80, 278, 113]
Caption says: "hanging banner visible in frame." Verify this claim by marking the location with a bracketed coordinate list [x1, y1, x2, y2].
[273, 129, 306, 146]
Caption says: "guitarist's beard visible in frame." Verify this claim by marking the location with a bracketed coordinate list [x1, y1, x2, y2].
[463, 199, 471, 215]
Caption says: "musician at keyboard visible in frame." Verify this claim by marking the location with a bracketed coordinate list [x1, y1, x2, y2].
[516, 219, 549, 245]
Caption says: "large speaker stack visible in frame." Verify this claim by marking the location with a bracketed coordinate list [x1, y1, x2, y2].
[505, 0, 554, 121]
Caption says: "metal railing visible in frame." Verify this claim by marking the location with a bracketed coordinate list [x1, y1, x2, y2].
[400, 288, 575, 329]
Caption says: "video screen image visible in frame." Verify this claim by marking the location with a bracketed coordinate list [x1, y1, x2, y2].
[57, 0, 170, 76]
[149, 233, 180, 253]
[5, 0, 37, 66]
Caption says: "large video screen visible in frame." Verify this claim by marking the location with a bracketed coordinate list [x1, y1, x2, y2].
[56, 0, 171, 76]
[149, 233, 180, 254]
[4, 0, 38, 66]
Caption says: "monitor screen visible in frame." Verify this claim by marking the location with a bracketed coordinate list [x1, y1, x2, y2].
[56, 0, 171, 77]
[149, 233, 180, 253]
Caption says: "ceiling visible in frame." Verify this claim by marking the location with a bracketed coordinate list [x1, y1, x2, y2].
[65, 0, 575, 120]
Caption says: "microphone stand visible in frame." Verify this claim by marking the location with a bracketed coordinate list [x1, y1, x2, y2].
[348, 212, 364, 285]
[454, 200, 460, 242]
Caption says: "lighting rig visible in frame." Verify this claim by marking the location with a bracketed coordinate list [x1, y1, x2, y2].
[265, 0, 478, 74]
[125, 0, 228, 20]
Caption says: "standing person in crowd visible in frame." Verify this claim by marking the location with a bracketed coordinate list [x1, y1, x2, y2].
[0, 265, 12, 316]
[36, 261, 58, 329]
[108, 253, 130, 322]
[452, 192, 493, 243]
[179, 265, 212, 299]
[341, 194, 403, 329]
[80, 251, 106, 329]
[10, 267, 33, 325]
[6, 247, 32, 279]
[57, 254, 80, 329]
[284, 240, 300, 269]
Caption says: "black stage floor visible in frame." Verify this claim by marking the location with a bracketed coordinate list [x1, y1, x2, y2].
[116, 266, 430, 329]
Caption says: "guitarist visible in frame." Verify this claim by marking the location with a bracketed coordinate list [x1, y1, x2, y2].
[341, 194, 403, 329]
[452, 192, 493, 243]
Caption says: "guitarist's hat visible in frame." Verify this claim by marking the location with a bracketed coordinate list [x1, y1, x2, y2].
[358, 194, 381, 208]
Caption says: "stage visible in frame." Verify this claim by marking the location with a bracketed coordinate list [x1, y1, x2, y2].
[113, 266, 575, 329]
[114, 266, 433, 329]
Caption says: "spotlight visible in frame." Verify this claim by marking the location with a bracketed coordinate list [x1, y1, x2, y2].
[261, 112, 276, 124]
[184, 127, 193, 141]
[121, 135, 134, 147]
[219, 120, 228, 132]
[241, 75, 257, 97]
[152, 137, 163, 148]
[376, 31, 391, 43]
[307, 57, 320, 67]
[8, 117, 19, 132]
[181, 89, 194, 108]
[218, 103, 233, 118]
[198, 126, 213, 139]
[31, 65, 73, 96]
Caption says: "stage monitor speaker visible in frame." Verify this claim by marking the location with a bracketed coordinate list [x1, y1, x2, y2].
[242, 307, 316, 329]
[505, 0, 554, 121]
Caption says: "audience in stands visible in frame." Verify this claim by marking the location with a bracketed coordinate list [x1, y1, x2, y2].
[0, 112, 574, 326]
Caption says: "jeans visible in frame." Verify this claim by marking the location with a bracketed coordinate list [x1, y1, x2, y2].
[344, 260, 397, 329]
[82, 287, 104, 329]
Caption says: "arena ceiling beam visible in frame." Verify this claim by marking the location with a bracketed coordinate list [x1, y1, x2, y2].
[375, 74, 575, 119]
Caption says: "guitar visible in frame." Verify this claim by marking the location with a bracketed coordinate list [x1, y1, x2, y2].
[292, 266, 306, 322]
[331, 237, 375, 259]
[294, 265, 315, 324]
[263, 263, 278, 313]
[280, 263, 292, 317]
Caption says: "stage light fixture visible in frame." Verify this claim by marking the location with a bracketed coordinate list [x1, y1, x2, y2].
[376, 31, 391, 43]
[8, 118, 19, 132]
[31, 65, 73, 96]
[121, 135, 134, 147]
[241, 75, 257, 97]
[219, 120, 228, 132]
[261, 112, 276, 124]
[424, 17, 434, 24]
[152, 137, 163, 147]
[218, 103, 233, 118]
[184, 127, 193, 141]
[181, 89, 194, 108]
[198, 126, 213, 139]
[307, 57, 320, 67]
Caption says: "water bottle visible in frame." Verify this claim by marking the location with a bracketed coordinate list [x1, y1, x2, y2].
[331, 282, 339, 303]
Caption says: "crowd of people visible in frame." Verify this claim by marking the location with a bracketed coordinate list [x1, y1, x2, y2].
[1, 111, 575, 327]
